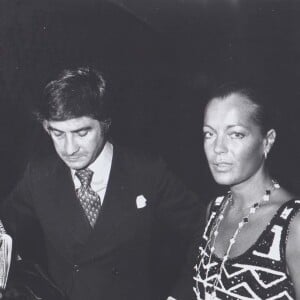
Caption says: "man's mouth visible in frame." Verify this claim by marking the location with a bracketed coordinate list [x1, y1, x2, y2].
[65, 156, 83, 161]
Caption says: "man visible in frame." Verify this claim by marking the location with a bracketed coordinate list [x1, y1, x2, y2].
[2, 67, 204, 300]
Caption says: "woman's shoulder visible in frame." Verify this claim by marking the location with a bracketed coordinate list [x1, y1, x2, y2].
[282, 193, 300, 233]
[267, 186, 298, 212]
[285, 198, 300, 261]
[268, 186, 300, 234]
[270, 187, 300, 207]
[264, 186, 299, 220]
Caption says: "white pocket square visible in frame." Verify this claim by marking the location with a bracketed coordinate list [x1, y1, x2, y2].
[136, 195, 147, 209]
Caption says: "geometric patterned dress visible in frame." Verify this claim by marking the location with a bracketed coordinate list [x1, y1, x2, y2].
[194, 197, 299, 300]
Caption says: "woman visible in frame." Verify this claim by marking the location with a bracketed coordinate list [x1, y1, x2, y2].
[192, 83, 300, 299]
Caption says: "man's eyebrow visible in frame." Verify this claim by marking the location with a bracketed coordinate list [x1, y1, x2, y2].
[72, 126, 91, 133]
[48, 125, 92, 133]
[47, 125, 62, 132]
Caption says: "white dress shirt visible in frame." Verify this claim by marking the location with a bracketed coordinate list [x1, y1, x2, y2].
[71, 141, 113, 205]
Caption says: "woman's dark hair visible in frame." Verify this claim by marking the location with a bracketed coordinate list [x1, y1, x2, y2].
[35, 66, 111, 122]
[206, 81, 279, 135]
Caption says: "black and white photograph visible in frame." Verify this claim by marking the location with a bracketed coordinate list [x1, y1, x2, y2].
[0, 0, 300, 299]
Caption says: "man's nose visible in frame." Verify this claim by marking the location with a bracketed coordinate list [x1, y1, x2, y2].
[214, 135, 228, 154]
[64, 135, 79, 155]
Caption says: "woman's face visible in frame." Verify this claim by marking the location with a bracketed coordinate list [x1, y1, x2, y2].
[203, 93, 270, 186]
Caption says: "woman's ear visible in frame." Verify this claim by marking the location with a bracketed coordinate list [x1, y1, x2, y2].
[264, 129, 276, 158]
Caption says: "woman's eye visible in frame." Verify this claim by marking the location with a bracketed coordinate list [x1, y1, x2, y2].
[203, 131, 214, 139]
[230, 132, 245, 139]
[77, 130, 88, 137]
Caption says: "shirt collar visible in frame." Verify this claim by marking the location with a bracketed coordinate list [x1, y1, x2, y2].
[71, 141, 113, 183]
[88, 141, 113, 181]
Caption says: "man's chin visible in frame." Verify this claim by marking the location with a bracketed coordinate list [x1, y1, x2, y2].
[63, 159, 88, 170]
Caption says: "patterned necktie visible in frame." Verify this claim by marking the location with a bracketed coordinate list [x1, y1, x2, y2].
[75, 168, 101, 227]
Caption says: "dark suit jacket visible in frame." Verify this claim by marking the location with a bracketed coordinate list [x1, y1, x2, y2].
[1, 145, 204, 300]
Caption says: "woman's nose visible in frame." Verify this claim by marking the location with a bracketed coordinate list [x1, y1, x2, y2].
[214, 135, 228, 154]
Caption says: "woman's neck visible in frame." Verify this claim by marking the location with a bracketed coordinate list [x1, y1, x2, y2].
[229, 169, 273, 210]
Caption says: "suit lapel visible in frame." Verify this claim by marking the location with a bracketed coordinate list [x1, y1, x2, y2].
[78, 146, 138, 262]
[39, 157, 93, 259]
[40, 146, 138, 262]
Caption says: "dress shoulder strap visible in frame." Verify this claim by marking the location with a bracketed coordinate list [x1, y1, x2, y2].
[210, 195, 227, 213]
[272, 198, 300, 227]
[202, 195, 227, 243]
[263, 198, 300, 263]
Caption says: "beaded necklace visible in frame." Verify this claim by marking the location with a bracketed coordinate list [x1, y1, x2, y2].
[194, 180, 280, 300]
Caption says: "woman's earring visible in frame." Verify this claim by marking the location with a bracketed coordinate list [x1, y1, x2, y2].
[264, 150, 268, 159]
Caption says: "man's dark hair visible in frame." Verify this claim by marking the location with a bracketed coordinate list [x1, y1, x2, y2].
[206, 81, 279, 135]
[35, 66, 111, 122]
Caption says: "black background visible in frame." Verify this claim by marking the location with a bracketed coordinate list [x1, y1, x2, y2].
[1, 0, 300, 199]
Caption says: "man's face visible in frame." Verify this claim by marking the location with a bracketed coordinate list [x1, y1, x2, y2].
[43, 116, 106, 170]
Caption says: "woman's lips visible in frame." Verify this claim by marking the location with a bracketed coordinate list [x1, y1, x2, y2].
[213, 162, 232, 171]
